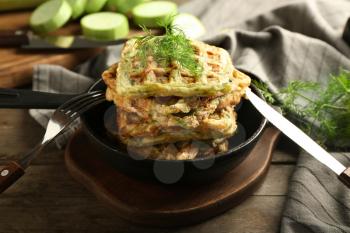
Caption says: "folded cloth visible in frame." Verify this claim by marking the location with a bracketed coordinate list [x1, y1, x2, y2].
[281, 152, 350, 233]
[30, 0, 350, 231]
[29, 65, 93, 148]
[30, 46, 122, 148]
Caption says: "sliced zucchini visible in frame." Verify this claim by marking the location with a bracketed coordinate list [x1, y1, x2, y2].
[67, 0, 87, 19]
[81, 12, 129, 40]
[30, 0, 72, 33]
[132, 1, 177, 28]
[172, 13, 206, 39]
[85, 0, 108, 13]
[44, 35, 75, 48]
[106, 0, 150, 15]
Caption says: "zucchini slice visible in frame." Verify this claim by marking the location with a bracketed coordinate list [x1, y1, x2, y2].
[172, 13, 206, 39]
[106, 0, 150, 15]
[132, 1, 177, 28]
[67, 0, 87, 19]
[30, 0, 72, 33]
[85, 0, 108, 13]
[81, 12, 129, 40]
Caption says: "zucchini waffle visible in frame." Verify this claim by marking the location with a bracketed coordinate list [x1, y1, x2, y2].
[102, 39, 251, 159]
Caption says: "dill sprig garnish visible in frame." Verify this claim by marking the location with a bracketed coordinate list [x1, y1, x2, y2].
[253, 69, 350, 148]
[134, 16, 203, 77]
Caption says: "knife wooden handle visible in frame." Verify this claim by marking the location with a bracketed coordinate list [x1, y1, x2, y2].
[0, 30, 29, 47]
[0, 88, 76, 109]
[0, 162, 25, 193]
[339, 167, 350, 188]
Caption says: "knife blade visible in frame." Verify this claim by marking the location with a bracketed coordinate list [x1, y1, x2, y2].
[245, 88, 350, 187]
[0, 30, 129, 49]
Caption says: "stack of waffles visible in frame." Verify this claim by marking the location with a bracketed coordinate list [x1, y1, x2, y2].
[102, 39, 250, 160]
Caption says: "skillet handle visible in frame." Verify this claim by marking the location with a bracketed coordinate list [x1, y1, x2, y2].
[0, 88, 76, 109]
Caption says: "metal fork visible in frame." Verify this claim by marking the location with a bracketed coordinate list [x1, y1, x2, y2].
[0, 90, 105, 193]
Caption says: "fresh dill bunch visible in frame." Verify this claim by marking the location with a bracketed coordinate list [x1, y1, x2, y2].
[279, 81, 319, 118]
[309, 70, 350, 147]
[253, 69, 350, 149]
[134, 16, 203, 77]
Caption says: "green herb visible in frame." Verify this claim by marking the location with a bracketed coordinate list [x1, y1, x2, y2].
[253, 69, 350, 148]
[134, 16, 203, 77]
[252, 79, 276, 104]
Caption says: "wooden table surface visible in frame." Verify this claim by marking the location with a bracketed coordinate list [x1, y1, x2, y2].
[0, 109, 299, 233]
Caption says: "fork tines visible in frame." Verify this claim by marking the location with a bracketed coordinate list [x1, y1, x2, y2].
[58, 90, 105, 118]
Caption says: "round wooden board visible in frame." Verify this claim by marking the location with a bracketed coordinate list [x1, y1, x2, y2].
[64, 127, 280, 227]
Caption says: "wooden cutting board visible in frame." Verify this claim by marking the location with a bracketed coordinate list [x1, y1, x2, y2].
[0, 11, 104, 88]
[64, 127, 281, 227]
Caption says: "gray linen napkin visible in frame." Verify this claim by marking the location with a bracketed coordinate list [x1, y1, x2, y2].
[30, 0, 350, 232]
[30, 46, 123, 147]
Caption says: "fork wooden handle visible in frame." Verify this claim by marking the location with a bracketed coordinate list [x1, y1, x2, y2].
[0, 162, 25, 193]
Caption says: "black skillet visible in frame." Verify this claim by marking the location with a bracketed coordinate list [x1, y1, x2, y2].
[0, 79, 267, 184]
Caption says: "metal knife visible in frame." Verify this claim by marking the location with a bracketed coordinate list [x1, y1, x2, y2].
[0, 30, 129, 49]
[245, 88, 350, 188]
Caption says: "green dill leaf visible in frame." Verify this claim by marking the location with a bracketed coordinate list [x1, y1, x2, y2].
[253, 69, 350, 149]
[134, 17, 203, 77]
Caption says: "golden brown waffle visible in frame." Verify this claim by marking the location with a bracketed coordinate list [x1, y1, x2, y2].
[115, 39, 250, 97]
[102, 39, 251, 159]
[117, 107, 237, 147]
[103, 63, 247, 121]
[128, 138, 229, 160]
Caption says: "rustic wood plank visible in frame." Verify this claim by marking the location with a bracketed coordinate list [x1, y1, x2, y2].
[0, 10, 99, 87]
[175, 196, 286, 233]
[2, 161, 293, 197]
[0, 195, 286, 233]
[272, 135, 299, 164]
[0, 109, 44, 162]
[0, 48, 102, 87]
[0, 11, 30, 29]
[1, 164, 89, 197]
